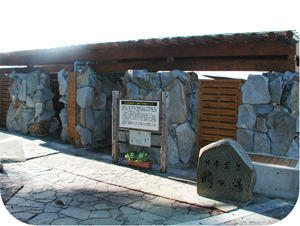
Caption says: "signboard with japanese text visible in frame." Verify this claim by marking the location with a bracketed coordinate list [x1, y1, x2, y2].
[119, 100, 160, 131]
[129, 130, 151, 147]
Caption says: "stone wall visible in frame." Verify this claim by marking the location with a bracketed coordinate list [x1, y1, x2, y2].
[58, 66, 123, 147]
[119, 69, 198, 165]
[237, 71, 299, 158]
[6, 71, 59, 135]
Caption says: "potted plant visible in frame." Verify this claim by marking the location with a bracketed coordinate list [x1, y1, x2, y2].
[125, 150, 153, 169]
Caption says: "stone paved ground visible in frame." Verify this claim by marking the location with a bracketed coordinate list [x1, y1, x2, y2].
[0, 127, 297, 225]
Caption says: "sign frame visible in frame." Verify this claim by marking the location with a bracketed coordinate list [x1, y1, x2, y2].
[119, 99, 160, 132]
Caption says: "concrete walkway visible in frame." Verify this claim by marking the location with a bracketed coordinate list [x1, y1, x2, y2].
[0, 127, 297, 225]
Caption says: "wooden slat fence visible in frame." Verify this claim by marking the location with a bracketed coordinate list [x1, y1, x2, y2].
[67, 72, 77, 146]
[0, 76, 10, 126]
[197, 79, 242, 155]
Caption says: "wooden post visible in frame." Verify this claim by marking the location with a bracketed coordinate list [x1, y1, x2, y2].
[67, 72, 77, 146]
[112, 90, 119, 163]
[160, 92, 169, 173]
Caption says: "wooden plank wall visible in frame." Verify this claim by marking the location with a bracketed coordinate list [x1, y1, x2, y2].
[0, 76, 10, 126]
[67, 72, 77, 145]
[197, 79, 242, 155]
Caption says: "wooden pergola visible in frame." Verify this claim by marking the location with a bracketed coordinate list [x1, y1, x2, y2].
[0, 30, 299, 74]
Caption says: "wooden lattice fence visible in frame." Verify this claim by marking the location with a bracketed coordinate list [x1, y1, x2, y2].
[197, 79, 242, 155]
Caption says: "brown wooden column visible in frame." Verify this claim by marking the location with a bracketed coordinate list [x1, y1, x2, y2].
[67, 72, 77, 145]
[0, 76, 10, 126]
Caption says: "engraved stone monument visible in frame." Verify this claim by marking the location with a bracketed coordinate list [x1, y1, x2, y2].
[197, 139, 256, 204]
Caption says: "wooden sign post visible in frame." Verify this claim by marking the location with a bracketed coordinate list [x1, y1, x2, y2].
[111, 91, 169, 173]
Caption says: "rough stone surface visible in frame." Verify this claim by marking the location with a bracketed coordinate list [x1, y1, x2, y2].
[49, 117, 59, 133]
[285, 139, 299, 158]
[38, 111, 53, 123]
[78, 66, 96, 88]
[253, 132, 271, 154]
[76, 86, 95, 108]
[18, 79, 27, 101]
[281, 81, 299, 116]
[74, 125, 93, 148]
[255, 104, 273, 116]
[35, 102, 44, 117]
[93, 92, 107, 110]
[167, 135, 179, 165]
[79, 107, 95, 131]
[236, 104, 256, 130]
[93, 110, 111, 142]
[21, 109, 35, 125]
[124, 70, 161, 91]
[237, 128, 254, 152]
[242, 74, 271, 104]
[171, 69, 187, 84]
[164, 79, 188, 124]
[269, 77, 283, 105]
[176, 122, 195, 164]
[145, 89, 162, 101]
[57, 69, 68, 96]
[126, 82, 139, 99]
[266, 107, 296, 156]
[100, 79, 119, 97]
[197, 139, 256, 204]
[27, 71, 40, 96]
[256, 117, 268, 133]
[28, 121, 51, 135]
[26, 95, 35, 108]
[9, 89, 18, 103]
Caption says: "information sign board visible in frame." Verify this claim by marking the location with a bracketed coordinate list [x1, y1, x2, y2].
[119, 100, 159, 131]
[129, 130, 151, 147]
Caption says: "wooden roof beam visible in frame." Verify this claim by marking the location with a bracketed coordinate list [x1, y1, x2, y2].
[92, 58, 296, 73]
[0, 41, 296, 66]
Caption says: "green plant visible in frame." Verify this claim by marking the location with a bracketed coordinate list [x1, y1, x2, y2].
[125, 150, 136, 160]
[125, 150, 149, 162]
[135, 150, 149, 162]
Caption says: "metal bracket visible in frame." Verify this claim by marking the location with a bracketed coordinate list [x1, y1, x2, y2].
[74, 61, 84, 72]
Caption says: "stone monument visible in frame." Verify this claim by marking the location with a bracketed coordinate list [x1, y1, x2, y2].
[197, 139, 256, 204]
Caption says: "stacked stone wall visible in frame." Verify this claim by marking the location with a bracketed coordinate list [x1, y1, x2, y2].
[6, 70, 59, 135]
[237, 71, 299, 158]
[58, 66, 123, 147]
[119, 69, 198, 165]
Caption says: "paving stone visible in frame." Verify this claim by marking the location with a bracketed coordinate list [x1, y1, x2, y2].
[105, 195, 134, 205]
[94, 202, 120, 210]
[128, 200, 154, 211]
[59, 206, 91, 220]
[89, 210, 110, 218]
[150, 196, 176, 206]
[77, 203, 96, 211]
[170, 213, 203, 222]
[27, 212, 59, 224]
[68, 200, 82, 207]
[139, 211, 166, 224]
[120, 206, 142, 215]
[50, 217, 79, 225]
[11, 212, 37, 222]
[5, 205, 43, 214]
[44, 204, 62, 213]
[17, 200, 45, 208]
[109, 208, 122, 219]
[5, 196, 26, 205]
[165, 219, 182, 225]
[72, 193, 99, 202]
[148, 205, 175, 217]
[80, 218, 120, 225]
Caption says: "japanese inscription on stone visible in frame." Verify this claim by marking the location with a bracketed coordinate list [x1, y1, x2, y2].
[197, 139, 256, 204]
[119, 100, 159, 131]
